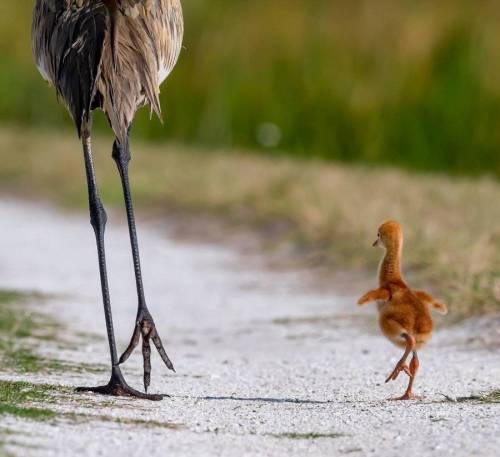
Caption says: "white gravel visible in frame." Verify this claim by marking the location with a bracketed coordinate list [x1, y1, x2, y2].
[0, 198, 499, 457]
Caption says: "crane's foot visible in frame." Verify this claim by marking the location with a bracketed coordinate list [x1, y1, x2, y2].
[76, 367, 163, 401]
[385, 362, 412, 383]
[119, 308, 175, 393]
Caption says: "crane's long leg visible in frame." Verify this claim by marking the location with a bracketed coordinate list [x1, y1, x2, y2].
[75, 125, 163, 401]
[112, 135, 175, 394]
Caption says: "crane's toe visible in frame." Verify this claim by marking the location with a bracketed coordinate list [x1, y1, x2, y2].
[151, 327, 175, 372]
[119, 323, 141, 364]
[118, 309, 175, 394]
[142, 328, 152, 392]
[76, 367, 164, 400]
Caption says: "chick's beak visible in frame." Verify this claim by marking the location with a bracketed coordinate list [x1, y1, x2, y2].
[372, 238, 379, 247]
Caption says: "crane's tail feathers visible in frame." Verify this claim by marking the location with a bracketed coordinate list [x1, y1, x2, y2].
[103, 0, 119, 70]
[109, 11, 118, 71]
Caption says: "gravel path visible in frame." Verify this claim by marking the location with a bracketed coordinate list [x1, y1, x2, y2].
[0, 198, 499, 457]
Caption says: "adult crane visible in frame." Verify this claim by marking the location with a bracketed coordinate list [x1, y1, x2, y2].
[32, 0, 184, 400]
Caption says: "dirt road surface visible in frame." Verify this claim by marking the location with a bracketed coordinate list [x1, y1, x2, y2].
[0, 199, 499, 456]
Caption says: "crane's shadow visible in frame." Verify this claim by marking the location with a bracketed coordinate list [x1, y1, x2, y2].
[196, 395, 335, 405]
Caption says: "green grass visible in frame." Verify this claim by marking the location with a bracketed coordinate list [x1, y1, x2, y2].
[0, 289, 106, 375]
[479, 391, 500, 404]
[0, 290, 60, 373]
[0, 290, 50, 372]
[82, 415, 184, 430]
[442, 390, 500, 404]
[2, 2, 500, 175]
[0, 288, 108, 454]
[0, 379, 184, 431]
[0, 404, 55, 420]
[0, 380, 60, 421]
[0, 293, 181, 433]
[0, 380, 65, 404]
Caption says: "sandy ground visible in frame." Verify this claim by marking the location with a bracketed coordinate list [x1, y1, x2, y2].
[0, 198, 499, 457]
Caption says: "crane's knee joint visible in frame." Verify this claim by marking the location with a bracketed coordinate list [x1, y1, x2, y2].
[112, 140, 131, 167]
[89, 198, 107, 232]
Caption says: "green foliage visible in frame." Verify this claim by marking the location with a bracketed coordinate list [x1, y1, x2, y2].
[2, 1, 500, 174]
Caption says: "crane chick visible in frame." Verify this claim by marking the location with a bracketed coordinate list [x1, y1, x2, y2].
[358, 221, 448, 400]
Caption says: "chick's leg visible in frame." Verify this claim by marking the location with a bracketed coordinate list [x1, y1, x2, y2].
[386, 333, 415, 383]
[396, 351, 420, 400]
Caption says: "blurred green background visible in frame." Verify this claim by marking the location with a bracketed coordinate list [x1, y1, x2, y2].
[1, 0, 499, 175]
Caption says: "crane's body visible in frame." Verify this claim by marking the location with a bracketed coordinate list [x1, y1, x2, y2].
[33, 0, 183, 142]
[32, 0, 184, 400]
